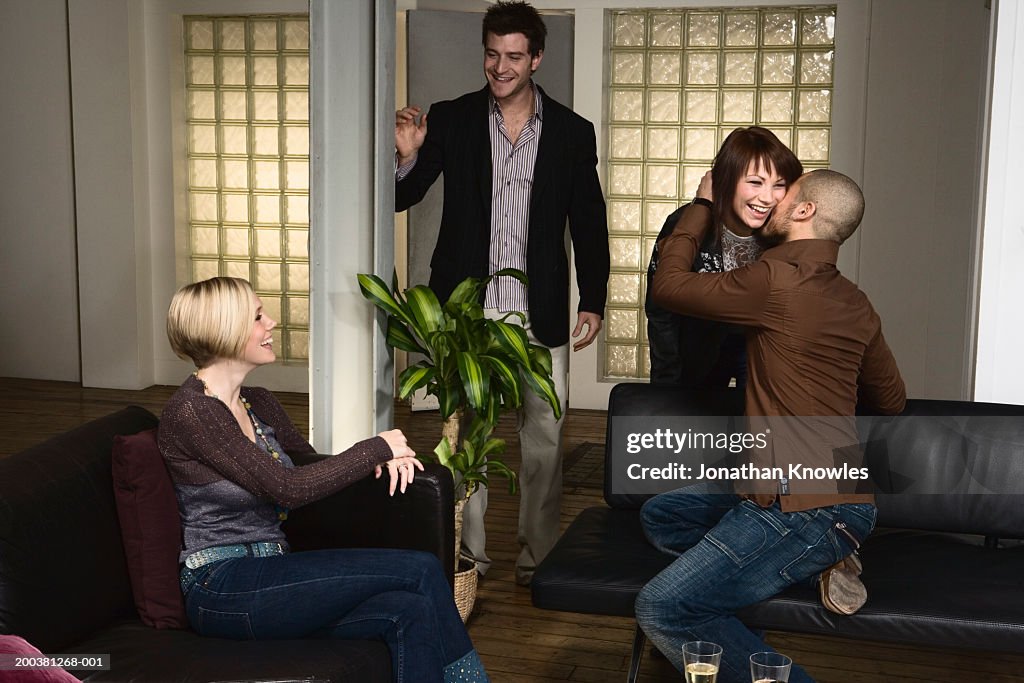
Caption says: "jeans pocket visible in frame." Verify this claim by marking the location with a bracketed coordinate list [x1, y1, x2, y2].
[705, 502, 787, 567]
[196, 607, 256, 640]
[779, 519, 844, 584]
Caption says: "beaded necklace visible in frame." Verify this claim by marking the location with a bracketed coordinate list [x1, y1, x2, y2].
[240, 396, 290, 521]
[193, 372, 290, 521]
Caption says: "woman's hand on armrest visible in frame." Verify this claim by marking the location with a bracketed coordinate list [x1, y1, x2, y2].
[376, 456, 424, 496]
[373, 429, 422, 495]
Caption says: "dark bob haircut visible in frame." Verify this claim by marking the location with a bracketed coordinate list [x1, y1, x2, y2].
[711, 126, 803, 239]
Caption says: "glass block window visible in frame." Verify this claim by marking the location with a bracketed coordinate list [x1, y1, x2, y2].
[606, 6, 835, 380]
[184, 15, 310, 363]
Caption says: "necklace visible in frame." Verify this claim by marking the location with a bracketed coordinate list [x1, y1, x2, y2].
[193, 372, 289, 521]
[240, 395, 289, 521]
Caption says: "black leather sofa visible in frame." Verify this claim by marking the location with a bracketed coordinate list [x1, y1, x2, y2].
[533, 384, 1024, 682]
[0, 406, 455, 682]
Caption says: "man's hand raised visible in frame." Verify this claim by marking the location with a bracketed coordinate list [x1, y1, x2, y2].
[395, 105, 427, 166]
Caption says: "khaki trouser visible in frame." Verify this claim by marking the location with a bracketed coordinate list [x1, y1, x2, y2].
[460, 309, 568, 583]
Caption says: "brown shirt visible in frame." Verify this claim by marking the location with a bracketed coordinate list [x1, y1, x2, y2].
[651, 203, 906, 511]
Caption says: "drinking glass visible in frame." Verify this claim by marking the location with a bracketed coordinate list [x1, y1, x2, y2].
[683, 641, 722, 683]
[750, 651, 792, 683]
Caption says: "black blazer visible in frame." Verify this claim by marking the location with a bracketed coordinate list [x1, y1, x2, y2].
[396, 85, 609, 348]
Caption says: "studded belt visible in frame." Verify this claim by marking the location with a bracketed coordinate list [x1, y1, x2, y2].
[180, 542, 287, 595]
[184, 541, 287, 569]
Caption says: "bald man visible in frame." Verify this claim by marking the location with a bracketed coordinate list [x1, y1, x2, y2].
[636, 170, 906, 683]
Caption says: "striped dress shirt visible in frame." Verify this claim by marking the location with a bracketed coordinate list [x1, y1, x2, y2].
[484, 85, 543, 313]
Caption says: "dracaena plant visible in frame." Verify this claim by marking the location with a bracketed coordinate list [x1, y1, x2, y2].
[357, 268, 562, 498]
[433, 414, 517, 498]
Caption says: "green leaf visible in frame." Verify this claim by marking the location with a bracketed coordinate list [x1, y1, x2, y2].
[446, 277, 484, 306]
[523, 369, 562, 420]
[386, 316, 425, 354]
[432, 436, 453, 468]
[480, 436, 506, 460]
[485, 460, 519, 494]
[437, 382, 461, 420]
[484, 390, 501, 426]
[488, 268, 529, 286]
[456, 352, 488, 412]
[357, 273, 406, 321]
[397, 364, 436, 399]
[479, 354, 522, 406]
[487, 319, 531, 365]
[428, 330, 452, 367]
[528, 344, 553, 376]
[404, 285, 443, 335]
[499, 310, 528, 326]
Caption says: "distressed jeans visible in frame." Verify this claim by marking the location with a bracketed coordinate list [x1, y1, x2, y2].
[635, 484, 876, 683]
[184, 548, 487, 683]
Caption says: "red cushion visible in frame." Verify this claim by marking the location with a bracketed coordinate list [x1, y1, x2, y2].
[0, 636, 80, 682]
[111, 428, 188, 629]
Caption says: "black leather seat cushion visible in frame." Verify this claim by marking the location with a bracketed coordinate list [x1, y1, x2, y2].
[745, 529, 1024, 652]
[64, 619, 391, 682]
[532, 507, 672, 617]
[534, 510, 1024, 652]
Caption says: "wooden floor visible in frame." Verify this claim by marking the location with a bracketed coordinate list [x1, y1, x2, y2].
[3, 377, 1024, 682]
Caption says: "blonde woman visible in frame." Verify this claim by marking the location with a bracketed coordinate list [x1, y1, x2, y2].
[159, 276, 487, 683]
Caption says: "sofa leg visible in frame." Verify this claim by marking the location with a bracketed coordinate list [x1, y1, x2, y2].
[627, 624, 645, 683]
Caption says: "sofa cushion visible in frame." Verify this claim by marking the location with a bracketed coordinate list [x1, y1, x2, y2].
[532, 507, 673, 617]
[0, 635, 79, 683]
[112, 428, 188, 629]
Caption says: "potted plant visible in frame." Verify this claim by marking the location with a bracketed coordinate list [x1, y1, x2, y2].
[357, 268, 563, 618]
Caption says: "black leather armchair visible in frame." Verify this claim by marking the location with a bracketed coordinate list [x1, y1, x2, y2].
[0, 406, 454, 683]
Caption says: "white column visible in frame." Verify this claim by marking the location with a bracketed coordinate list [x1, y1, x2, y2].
[973, 0, 1024, 405]
[309, 0, 394, 451]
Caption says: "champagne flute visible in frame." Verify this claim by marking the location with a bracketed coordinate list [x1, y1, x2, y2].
[683, 641, 722, 683]
[750, 651, 792, 683]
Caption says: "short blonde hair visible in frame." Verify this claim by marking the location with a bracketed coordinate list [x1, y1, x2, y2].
[167, 277, 256, 368]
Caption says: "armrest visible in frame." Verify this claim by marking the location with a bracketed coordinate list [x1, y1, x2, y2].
[282, 459, 455, 583]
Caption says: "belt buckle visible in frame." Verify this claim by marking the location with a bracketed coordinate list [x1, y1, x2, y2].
[184, 550, 205, 570]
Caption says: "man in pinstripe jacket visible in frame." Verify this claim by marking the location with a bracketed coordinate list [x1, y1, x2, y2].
[395, 1, 609, 586]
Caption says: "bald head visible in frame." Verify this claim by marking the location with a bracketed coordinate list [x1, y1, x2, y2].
[793, 169, 865, 244]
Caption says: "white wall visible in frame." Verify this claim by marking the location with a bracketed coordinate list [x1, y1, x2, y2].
[68, 0, 155, 390]
[0, 0, 80, 381]
[858, 0, 989, 401]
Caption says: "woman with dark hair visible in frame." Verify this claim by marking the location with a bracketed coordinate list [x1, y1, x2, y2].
[646, 126, 802, 387]
[159, 276, 488, 683]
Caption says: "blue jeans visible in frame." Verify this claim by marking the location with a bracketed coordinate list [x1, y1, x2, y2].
[635, 485, 876, 683]
[183, 548, 486, 683]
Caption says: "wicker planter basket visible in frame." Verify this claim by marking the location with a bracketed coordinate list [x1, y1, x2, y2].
[453, 498, 478, 622]
[454, 558, 478, 622]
